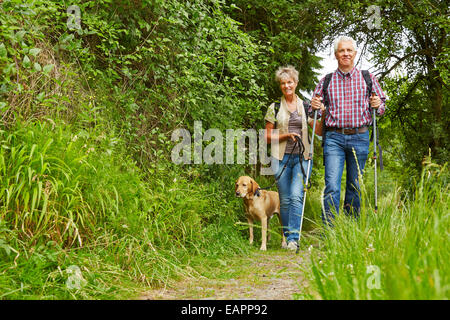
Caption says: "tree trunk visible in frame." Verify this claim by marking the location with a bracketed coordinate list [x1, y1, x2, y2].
[427, 68, 443, 159]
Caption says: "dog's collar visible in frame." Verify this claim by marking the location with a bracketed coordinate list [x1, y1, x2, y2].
[254, 188, 261, 197]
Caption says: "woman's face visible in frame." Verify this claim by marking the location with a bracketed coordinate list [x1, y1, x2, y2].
[280, 76, 297, 98]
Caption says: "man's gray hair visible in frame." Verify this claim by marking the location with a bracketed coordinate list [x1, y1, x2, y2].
[275, 65, 299, 83]
[333, 36, 357, 53]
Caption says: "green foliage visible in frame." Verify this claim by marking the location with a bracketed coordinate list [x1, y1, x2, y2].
[0, 0, 71, 120]
[0, 0, 270, 167]
[0, 0, 448, 300]
[0, 121, 136, 246]
[0, 119, 250, 298]
[224, 0, 325, 101]
[0, 0, 264, 299]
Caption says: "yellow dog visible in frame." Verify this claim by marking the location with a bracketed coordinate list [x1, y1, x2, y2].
[235, 176, 286, 251]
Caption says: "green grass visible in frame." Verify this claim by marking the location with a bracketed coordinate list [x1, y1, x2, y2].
[1, 0, 447, 301]
[0, 119, 448, 300]
[305, 160, 449, 300]
[0, 120, 251, 299]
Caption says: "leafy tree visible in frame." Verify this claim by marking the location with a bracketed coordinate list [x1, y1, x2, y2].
[224, 0, 325, 101]
[0, 0, 270, 168]
[314, 0, 449, 176]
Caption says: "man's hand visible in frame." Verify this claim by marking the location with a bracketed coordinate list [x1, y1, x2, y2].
[311, 95, 325, 111]
[370, 93, 381, 109]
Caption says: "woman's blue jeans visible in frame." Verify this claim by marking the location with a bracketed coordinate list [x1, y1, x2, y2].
[273, 153, 311, 243]
[322, 130, 370, 226]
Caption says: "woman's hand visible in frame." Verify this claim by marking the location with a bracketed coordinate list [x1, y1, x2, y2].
[265, 121, 301, 143]
[287, 132, 301, 142]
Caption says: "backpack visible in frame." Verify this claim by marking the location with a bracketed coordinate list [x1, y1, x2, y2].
[321, 70, 383, 170]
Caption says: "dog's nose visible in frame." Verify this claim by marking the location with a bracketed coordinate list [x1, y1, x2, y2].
[235, 191, 240, 196]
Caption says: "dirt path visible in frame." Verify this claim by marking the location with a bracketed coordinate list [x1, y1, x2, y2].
[140, 249, 319, 300]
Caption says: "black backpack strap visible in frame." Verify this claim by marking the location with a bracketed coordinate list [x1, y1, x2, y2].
[274, 102, 280, 129]
[361, 70, 373, 97]
[322, 73, 333, 109]
[303, 99, 310, 118]
[321, 73, 333, 159]
[378, 138, 384, 170]
[302, 99, 311, 144]
[370, 120, 384, 171]
[362, 70, 384, 171]
[274, 102, 281, 116]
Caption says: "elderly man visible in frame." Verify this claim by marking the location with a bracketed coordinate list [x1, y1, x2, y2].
[311, 36, 386, 225]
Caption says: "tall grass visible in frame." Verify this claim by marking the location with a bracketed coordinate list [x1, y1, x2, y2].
[307, 158, 449, 299]
[0, 120, 250, 299]
[0, 122, 97, 247]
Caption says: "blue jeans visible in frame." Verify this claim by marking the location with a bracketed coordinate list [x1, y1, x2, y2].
[272, 153, 311, 243]
[322, 130, 370, 226]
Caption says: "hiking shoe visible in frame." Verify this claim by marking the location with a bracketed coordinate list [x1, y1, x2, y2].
[287, 241, 298, 251]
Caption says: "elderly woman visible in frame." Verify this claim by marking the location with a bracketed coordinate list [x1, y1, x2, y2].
[264, 65, 321, 251]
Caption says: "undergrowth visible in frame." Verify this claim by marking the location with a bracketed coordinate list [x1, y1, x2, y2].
[305, 159, 449, 300]
[0, 120, 252, 299]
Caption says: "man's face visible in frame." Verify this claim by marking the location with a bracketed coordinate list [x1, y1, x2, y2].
[335, 40, 357, 70]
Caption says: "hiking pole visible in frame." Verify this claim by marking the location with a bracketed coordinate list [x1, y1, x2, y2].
[296, 106, 318, 253]
[372, 92, 378, 213]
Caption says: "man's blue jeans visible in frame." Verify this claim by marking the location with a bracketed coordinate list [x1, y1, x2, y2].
[322, 130, 370, 226]
[273, 153, 311, 243]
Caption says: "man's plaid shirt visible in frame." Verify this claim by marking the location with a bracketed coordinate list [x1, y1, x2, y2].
[311, 67, 386, 128]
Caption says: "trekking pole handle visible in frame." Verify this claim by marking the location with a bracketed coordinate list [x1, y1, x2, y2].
[313, 93, 324, 112]
[310, 108, 318, 159]
[311, 94, 322, 152]
[371, 92, 378, 158]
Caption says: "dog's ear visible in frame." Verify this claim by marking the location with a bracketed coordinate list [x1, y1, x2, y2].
[250, 178, 260, 195]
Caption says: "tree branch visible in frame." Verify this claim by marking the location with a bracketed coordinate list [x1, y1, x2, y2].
[393, 75, 425, 132]
[379, 49, 429, 81]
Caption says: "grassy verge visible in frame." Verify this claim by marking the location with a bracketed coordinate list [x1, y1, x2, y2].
[1, 119, 447, 300]
[305, 159, 449, 299]
[0, 120, 252, 299]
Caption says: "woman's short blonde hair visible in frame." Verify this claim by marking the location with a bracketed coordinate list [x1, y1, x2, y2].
[275, 65, 299, 83]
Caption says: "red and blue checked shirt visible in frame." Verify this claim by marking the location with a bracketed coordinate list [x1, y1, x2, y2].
[311, 67, 386, 128]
